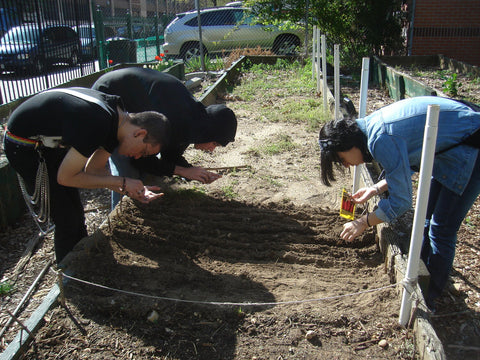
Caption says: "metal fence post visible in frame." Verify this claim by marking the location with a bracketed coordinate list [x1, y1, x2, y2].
[126, 11, 133, 39]
[93, 3, 107, 70]
[154, 14, 160, 56]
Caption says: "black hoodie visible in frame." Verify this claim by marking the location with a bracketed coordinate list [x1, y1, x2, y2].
[92, 67, 237, 176]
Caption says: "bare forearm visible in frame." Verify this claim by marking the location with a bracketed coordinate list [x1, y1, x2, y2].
[374, 179, 388, 195]
[58, 171, 124, 192]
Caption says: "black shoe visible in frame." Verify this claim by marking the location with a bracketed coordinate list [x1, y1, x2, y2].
[426, 298, 436, 314]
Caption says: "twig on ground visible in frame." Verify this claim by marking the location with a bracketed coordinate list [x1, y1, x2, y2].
[205, 165, 249, 171]
[13, 233, 45, 279]
[0, 259, 52, 339]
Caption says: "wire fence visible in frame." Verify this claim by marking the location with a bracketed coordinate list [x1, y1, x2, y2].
[0, 0, 309, 106]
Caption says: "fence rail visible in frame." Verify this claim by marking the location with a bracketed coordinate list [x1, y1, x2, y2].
[0, 0, 309, 107]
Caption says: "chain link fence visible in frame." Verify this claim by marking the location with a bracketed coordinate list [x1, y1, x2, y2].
[0, 0, 97, 105]
[94, 0, 307, 67]
[0, 0, 309, 105]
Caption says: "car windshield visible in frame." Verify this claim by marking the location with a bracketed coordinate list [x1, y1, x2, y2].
[0, 26, 40, 45]
[77, 26, 95, 38]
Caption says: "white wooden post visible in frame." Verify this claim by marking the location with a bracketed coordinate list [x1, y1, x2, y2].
[334, 44, 340, 120]
[399, 104, 440, 326]
[316, 29, 321, 93]
[312, 26, 317, 80]
[352, 57, 370, 192]
[321, 34, 328, 111]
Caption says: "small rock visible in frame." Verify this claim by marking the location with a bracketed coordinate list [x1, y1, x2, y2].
[147, 310, 159, 323]
[378, 339, 388, 348]
[305, 330, 317, 340]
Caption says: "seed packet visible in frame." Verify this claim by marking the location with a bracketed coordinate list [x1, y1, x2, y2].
[340, 188, 356, 220]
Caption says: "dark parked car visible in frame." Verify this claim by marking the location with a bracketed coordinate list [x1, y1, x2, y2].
[0, 24, 81, 74]
[0, 7, 20, 37]
[73, 24, 96, 59]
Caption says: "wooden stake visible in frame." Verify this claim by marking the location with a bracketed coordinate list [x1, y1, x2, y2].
[205, 165, 249, 171]
[57, 269, 65, 307]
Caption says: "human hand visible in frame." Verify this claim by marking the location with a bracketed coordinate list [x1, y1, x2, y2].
[128, 185, 164, 204]
[183, 167, 222, 184]
[350, 186, 376, 204]
[340, 218, 368, 242]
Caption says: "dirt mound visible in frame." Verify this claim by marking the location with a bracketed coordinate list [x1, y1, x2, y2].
[55, 193, 411, 359]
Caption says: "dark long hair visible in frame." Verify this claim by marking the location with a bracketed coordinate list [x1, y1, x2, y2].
[318, 118, 371, 186]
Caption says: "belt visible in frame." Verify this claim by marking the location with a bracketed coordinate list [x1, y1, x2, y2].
[4, 130, 63, 148]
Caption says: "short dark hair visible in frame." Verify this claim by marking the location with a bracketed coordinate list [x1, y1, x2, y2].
[129, 111, 171, 149]
[318, 117, 370, 186]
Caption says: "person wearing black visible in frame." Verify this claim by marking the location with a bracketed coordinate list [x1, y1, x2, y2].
[92, 67, 238, 208]
[3, 87, 170, 263]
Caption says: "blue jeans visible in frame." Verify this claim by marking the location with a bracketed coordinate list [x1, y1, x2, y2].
[421, 152, 480, 308]
[109, 148, 140, 209]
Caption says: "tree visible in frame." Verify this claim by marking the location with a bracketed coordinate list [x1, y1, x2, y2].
[245, 0, 406, 68]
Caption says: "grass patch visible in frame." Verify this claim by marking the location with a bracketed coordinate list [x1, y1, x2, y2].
[221, 184, 238, 199]
[245, 134, 298, 158]
[230, 59, 329, 130]
[262, 134, 297, 155]
[0, 281, 13, 296]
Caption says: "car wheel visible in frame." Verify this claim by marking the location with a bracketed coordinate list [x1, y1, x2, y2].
[273, 35, 300, 55]
[180, 42, 207, 63]
[69, 50, 79, 67]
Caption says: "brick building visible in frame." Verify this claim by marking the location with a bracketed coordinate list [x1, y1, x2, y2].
[407, 0, 480, 66]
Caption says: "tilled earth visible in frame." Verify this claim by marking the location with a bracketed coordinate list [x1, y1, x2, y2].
[0, 63, 479, 360]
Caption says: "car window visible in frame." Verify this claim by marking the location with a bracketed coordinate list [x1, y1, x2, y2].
[207, 10, 236, 26]
[232, 9, 249, 25]
[185, 9, 236, 27]
[43, 28, 56, 42]
[65, 28, 77, 40]
[77, 27, 94, 38]
[184, 16, 198, 27]
[54, 28, 65, 42]
[1, 26, 39, 45]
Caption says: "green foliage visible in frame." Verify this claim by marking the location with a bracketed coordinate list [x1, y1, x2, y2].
[439, 72, 462, 97]
[469, 75, 480, 86]
[0, 281, 13, 296]
[185, 55, 225, 72]
[244, 0, 406, 69]
[230, 59, 329, 136]
[221, 185, 238, 199]
[231, 59, 328, 130]
[263, 134, 297, 155]
[143, 53, 173, 72]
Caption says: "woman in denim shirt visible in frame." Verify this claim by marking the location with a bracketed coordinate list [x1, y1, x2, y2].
[319, 96, 480, 310]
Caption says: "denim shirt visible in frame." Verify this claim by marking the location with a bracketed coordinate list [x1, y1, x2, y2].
[356, 96, 480, 223]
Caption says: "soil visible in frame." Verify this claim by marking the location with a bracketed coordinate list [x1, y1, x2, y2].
[0, 63, 479, 360]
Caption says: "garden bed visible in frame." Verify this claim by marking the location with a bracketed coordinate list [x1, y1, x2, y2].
[1, 64, 419, 359]
[2, 58, 480, 360]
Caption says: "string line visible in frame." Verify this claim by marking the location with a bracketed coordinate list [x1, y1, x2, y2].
[58, 271, 400, 307]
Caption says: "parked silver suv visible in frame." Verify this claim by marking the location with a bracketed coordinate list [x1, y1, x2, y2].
[163, 6, 303, 61]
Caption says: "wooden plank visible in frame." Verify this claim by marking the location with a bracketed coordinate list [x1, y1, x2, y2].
[0, 284, 60, 360]
[199, 56, 245, 106]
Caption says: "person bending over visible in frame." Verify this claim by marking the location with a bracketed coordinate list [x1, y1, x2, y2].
[92, 67, 237, 209]
[318, 96, 480, 311]
[3, 87, 170, 263]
